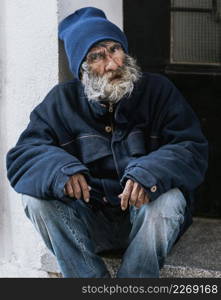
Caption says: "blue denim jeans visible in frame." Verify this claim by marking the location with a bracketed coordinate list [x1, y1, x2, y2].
[22, 188, 186, 278]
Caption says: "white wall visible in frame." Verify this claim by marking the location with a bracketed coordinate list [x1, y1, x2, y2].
[0, 0, 12, 265]
[0, 0, 59, 277]
[0, 0, 123, 277]
[58, 0, 123, 28]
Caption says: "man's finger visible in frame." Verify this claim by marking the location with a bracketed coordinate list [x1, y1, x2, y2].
[78, 175, 90, 203]
[121, 179, 134, 211]
[130, 182, 140, 206]
[71, 177, 82, 199]
[64, 187, 67, 195]
[135, 188, 145, 208]
[144, 193, 150, 204]
[138, 188, 145, 201]
[66, 181, 75, 198]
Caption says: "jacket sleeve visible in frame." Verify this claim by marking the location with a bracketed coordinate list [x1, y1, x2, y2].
[6, 91, 89, 200]
[121, 77, 208, 201]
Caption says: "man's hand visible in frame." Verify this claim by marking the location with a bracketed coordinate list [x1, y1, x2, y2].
[64, 173, 90, 203]
[118, 179, 150, 210]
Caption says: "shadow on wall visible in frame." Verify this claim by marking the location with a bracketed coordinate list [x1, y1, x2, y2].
[59, 40, 73, 83]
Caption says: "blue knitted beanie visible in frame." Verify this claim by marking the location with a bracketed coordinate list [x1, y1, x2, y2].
[58, 7, 128, 79]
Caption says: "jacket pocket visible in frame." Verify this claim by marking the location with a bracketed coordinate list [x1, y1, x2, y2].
[126, 130, 147, 156]
[60, 134, 112, 164]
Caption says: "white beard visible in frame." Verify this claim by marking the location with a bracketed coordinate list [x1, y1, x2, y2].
[81, 55, 142, 103]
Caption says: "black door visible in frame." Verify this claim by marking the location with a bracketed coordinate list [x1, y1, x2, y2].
[123, 0, 221, 217]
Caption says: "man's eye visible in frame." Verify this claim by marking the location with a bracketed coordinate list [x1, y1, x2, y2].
[110, 44, 121, 53]
[89, 52, 104, 62]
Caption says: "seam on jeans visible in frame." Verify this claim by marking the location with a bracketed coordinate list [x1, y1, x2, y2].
[54, 201, 96, 273]
[53, 202, 80, 276]
[39, 214, 55, 255]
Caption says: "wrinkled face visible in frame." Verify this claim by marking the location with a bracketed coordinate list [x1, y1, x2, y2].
[85, 41, 125, 78]
[81, 40, 141, 103]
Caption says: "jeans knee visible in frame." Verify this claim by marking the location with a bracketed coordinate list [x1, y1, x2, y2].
[22, 194, 56, 220]
[161, 188, 186, 214]
[131, 188, 186, 226]
[150, 188, 186, 224]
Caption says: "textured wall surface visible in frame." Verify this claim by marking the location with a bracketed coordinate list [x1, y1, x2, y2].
[58, 0, 123, 27]
[0, 0, 59, 277]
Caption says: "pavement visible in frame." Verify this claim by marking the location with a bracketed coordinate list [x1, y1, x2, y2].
[103, 217, 221, 278]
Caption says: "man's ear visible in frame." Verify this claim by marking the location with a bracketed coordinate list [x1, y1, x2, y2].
[79, 61, 88, 79]
[81, 61, 89, 72]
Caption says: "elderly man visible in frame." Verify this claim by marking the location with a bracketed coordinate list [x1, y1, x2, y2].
[6, 7, 208, 278]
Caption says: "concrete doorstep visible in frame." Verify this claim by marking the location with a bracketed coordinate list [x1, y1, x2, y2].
[49, 217, 221, 278]
[103, 217, 221, 278]
[161, 217, 221, 278]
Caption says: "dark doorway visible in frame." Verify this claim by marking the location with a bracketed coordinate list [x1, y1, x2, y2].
[123, 0, 221, 218]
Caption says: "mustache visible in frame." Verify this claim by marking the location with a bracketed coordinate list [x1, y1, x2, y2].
[81, 54, 142, 103]
[94, 65, 125, 82]
[106, 68, 125, 81]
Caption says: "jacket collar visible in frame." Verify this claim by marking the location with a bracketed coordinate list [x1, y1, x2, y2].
[79, 74, 145, 124]
[114, 75, 146, 124]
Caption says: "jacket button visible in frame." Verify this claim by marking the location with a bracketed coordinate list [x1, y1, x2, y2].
[103, 197, 108, 203]
[105, 126, 112, 133]
[150, 185, 157, 193]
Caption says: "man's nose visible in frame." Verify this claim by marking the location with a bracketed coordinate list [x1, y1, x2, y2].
[105, 56, 121, 72]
